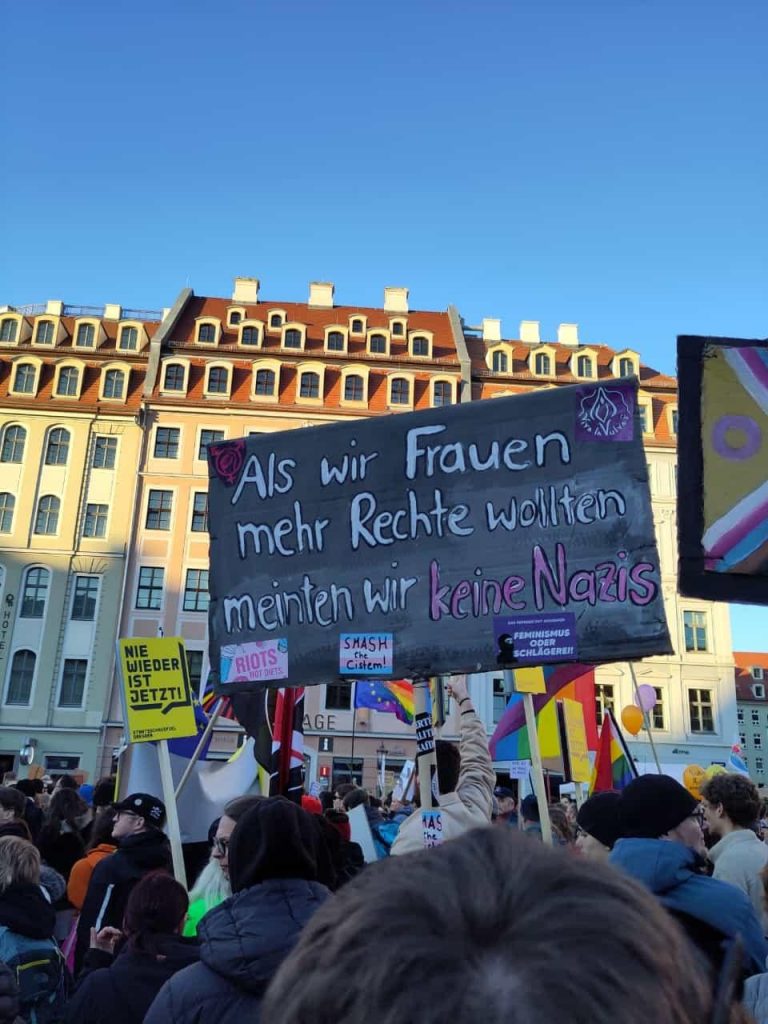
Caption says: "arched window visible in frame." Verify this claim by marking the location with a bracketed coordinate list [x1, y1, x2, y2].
[206, 367, 229, 394]
[20, 568, 50, 618]
[492, 351, 508, 373]
[6, 650, 36, 705]
[0, 319, 18, 342]
[34, 495, 60, 535]
[269, 313, 284, 328]
[254, 369, 276, 396]
[13, 363, 36, 394]
[56, 367, 79, 396]
[433, 381, 453, 407]
[163, 364, 186, 391]
[326, 331, 344, 351]
[534, 353, 551, 376]
[103, 369, 126, 399]
[229, 311, 242, 326]
[344, 374, 364, 402]
[390, 377, 410, 405]
[369, 334, 387, 354]
[0, 426, 26, 463]
[299, 372, 320, 399]
[119, 326, 138, 351]
[75, 323, 95, 347]
[618, 357, 634, 377]
[576, 355, 593, 378]
[198, 323, 216, 343]
[241, 326, 260, 347]
[35, 320, 54, 344]
[350, 319, 364, 334]
[0, 493, 15, 533]
[45, 428, 70, 466]
[283, 329, 302, 349]
[391, 322, 405, 336]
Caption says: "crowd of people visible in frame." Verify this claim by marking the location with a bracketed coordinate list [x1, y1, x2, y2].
[2, 676, 768, 1021]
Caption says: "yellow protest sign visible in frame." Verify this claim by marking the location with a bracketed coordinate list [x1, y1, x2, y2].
[118, 637, 198, 744]
[562, 697, 591, 783]
[512, 667, 547, 694]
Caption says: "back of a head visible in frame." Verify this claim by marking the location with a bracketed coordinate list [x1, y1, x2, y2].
[92, 777, 116, 809]
[0, 786, 25, 819]
[577, 791, 623, 849]
[0, 835, 40, 892]
[222, 794, 265, 823]
[263, 828, 720, 1024]
[123, 870, 188, 952]
[342, 788, 370, 812]
[13, 780, 35, 800]
[520, 794, 540, 824]
[700, 773, 761, 828]
[48, 787, 88, 826]
[56, 775, 79, 792]
[228, 797, 334, 894]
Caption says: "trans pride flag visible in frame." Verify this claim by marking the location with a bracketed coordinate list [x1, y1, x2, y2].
[354, 680, 415, 724]
[590, 710, 637, 792]
[489, 666, 597, 761]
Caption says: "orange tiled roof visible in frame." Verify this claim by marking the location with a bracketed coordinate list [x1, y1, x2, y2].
[735, 653, 768, 702]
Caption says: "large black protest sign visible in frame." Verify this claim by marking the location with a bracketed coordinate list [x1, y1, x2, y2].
[207, 381, 671, 692]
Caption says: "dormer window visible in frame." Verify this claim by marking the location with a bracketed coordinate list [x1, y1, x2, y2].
[433, 380, 453, 407]
[76, 323, 95, 348]
[103, 368, 126, 399]
[369, 333, 387, 355]
[283, 328, 302, 350]
[241, 326, 260, 347]
[350, 318, 365, 334]
[576, 354, 594, 378]
[12, 363, 37, 395]
[162, 363, 186, 392]
[269, 313, 284, 329]
[206, 366, 230, 395]
[56, 367, 80, 397]
[198, 323, 216, 344]
[390, 377, 410, 405]
[299, 372, 320, 399]
[753, 667, 764, 680]
[0, 319, 17, 343]
[229, 311, 242, 326]
[534, 352, 551, 376]
[391, 321, 405, 336]
[326, 331, 345, 352]
[119, 325, 139, 351]
[755, 684, 766, 699]
[618, 357, 634, 377]
[670, 407, 678, 435]
[35, 320, 55, 345]
[492, 351, 508, 373]
[254, 368, 276, 396]
[344, 374, 364, 402]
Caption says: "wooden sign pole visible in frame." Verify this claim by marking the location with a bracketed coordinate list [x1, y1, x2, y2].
[506, 668, 553, 846]
[157, 739, 187, 887]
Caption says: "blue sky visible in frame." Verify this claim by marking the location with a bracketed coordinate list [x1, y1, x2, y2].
[2, 0, 767, 645]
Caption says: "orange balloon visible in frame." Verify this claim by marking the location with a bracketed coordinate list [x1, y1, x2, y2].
[621, 704, 644, 736]
[683, 765, 705, 800]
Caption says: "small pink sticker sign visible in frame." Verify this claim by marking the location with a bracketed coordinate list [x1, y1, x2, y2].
[220, 639, 288, 684]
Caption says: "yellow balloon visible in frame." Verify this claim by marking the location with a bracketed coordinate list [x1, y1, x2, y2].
[621, 704, 644, 736]
[705, 764, 727, 779]
[683, 765, 705, 800]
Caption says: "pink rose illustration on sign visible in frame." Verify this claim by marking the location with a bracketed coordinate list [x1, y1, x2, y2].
[576, 384, 635, 442]
[208, 439, 246, 486]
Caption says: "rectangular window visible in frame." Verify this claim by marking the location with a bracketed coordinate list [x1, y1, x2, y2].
[136, 567, 164, 610]
[688, 688, 714, 733]
[145, 490, 173, 531]
[756, 684, 766, 699]
[738, 707, 745, 723]
[683, 610, 708, 652]
[58, 659, 88, 708]
[492, 677, 507, 723]
[757, 757, 765, 773]
[92, 436, 117, 469]
[191, 492, 209, 533]
[83, 503, 108, 538]
[183, 569, 209, 612]
[186, 650, 204, 695]
[754, 733, 763, 749]
[752, 709, 760, 725]
[671, 409, 679, 434]
[740, 732, 747, 746]
[153, 427, 180, 459]
[638, 405, 650, 433]
[21, 569, 49, 618]
[325, 683, 352, 710]
[71, 575, 99, 621]
[651, 687, 666, 729]
[753, 667, 765, 680]
[594, 683, 615, 727]
[331, 758, 363, 788]
[198, 429, 224, 461]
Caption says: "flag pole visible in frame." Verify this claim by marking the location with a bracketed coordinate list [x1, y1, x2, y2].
[175, 699, 224, 801]
[350, 681, 358, 784]
[628, 663, 663, 774]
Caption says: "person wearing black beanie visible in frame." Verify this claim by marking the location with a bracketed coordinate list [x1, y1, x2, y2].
[575, 792, 622, 860]
[610, 774, 768, 981]
[144, 798, 333, 1024]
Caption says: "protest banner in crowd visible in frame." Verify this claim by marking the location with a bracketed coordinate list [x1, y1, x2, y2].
[678, 335, 768, 604]
[207, 381, 671, 692]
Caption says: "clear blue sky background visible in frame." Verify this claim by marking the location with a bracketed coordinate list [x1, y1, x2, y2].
[2, 0, 767, 645]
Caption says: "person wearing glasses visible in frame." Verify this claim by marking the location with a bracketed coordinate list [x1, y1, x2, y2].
[610, 774, 768, 979]
[74, 793, 170, 975]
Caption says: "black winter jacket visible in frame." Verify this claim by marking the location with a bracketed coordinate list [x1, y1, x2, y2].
[144, 878, 330, 1024]
[64, 934, 199, 1024]
[74, 829, 171, 974]
[0, 962, 19, 1024]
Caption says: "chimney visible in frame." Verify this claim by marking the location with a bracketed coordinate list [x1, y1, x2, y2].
[482, 318, 501, 342]
[103, 304, 122, 321]
[308, 281, 334, 308]
[46, 300, 64, 315]
[520, 320, 540, 344]
[557, 323, 579, 347]
[384, 286, 409, 314]
[232, 277, 259, 303]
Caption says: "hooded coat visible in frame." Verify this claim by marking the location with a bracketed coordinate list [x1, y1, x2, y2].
[63, 934, 200, 1024]
[610, 838, 768, 975]
[74, 829, 171, 974]
[144, 799, 332, 1024]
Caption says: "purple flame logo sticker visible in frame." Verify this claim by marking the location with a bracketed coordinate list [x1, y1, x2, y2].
[576, 384, 635, 442]
[208, 439, 246, 486]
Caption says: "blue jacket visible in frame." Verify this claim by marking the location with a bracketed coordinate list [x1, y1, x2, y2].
[610, 838, 768, 975]
[144, 878, 330, 1024]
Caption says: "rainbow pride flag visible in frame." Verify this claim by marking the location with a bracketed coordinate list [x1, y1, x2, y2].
[590, 710, 637, 792]
[489, 666, 597, 761]
[354, 680, 414, 724]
